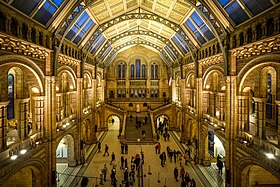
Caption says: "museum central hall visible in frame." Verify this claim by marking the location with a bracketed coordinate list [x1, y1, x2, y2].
[0, 0, 280, 186]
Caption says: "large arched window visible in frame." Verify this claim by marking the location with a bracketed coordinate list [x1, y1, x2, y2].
[130, 64, 134, 78]
[118, 64, 121, 79]
[266, 73, 272, 119]
[122, 64, 125, 79]
[136, 59, 140, 78]
[142, 64, 146, 79]
[155, 65, 158, 79]
[7, 74, 15, 120]
[151, 65, 154, 79]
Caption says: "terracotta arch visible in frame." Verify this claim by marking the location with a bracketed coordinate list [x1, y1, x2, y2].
[57, 66, 77, 89]
[0, 55, 44, 93]
[56, 133, 76, 162]
[237, 54, 280, 93]
[1, 158, 46, 186]
[236, 157, 280, 186]
[202, 67, 224, 89]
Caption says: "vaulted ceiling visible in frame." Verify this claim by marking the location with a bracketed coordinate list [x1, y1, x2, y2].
[4, 0, 279, 66]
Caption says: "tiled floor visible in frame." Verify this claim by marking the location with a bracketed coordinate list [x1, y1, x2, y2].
[82, 130, 204, 187]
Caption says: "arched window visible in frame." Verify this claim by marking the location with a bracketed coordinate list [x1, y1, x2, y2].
[22, 23, 28, 40]
[0, 12, 6, 32]
[7, 74, 15, 120]
[155, 65, 158, 79]
[266, 73, 272, 119]
[151, 65, 154, 79]
[131, 64, 134, 78]
[122, 64, 125, 79]
[142, 64, 146, 78]
[118, 65, 121, 79]
[11, 18, 18, 36]
[136, 59, 140, 78]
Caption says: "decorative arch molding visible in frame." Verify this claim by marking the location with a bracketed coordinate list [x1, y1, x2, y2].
[56, 131, 76, 148]
[83, 70, 93, 80]
[127, 53, 150, 66]
[185, 70, 196, 80]
[238, 54, 280, 93]
[202, 66, 224, 88]
[236, 157, 280, 183]
[57, 66, 77, 89]
[0, 157, 47, 186]
[0, 54, 44, 92]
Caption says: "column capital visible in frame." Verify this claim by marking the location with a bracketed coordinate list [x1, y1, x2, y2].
[0, 101, 10, 107]
[238, 95, 248, 99]
[275, 101, 280, 106]
[253, 97, 266, 103]
[15, 98, 30, 104]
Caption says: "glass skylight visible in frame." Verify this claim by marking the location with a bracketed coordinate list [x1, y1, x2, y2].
[11, 0, 64, 25]
[218, 0, 272, 25]
[185, 11, 214, 44]
[172, 33, 189, 54]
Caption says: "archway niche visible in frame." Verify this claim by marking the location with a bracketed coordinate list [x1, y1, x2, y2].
[3, 166, 42, 187]
[56, 134, 76, 179]
[108, 115, 120, 131]
[241, 165, 280, 187]
[156, 114, 169, 132]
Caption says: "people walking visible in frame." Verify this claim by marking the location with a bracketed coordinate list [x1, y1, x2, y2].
[103, 144, 109, 156]
[190, 178, 196, 187]
[217, 159, 223, 175]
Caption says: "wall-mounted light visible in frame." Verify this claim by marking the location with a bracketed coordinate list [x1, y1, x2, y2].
[266, 153, 275, 159]
[11, 155, 18, 160]
[20, 149, 27, 154]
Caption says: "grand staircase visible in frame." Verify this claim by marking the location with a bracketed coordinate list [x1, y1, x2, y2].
[125, 112, 154, 144]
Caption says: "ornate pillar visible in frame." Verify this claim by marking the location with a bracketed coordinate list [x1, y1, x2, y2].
[32, 96, 45, 139]
[76, 78, 85, 165]
[261, 22, 267, 39]
[254, 97, 267, 143]
[196, 77, 204, 164]
[0, 101, 9, 150]
[44, 76, 57, 187]
[237, 96, 248, 138]
[17, 98, 30, 141]
[274, 101, 280, 148]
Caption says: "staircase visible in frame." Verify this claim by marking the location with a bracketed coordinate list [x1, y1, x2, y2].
[125, 112, 154, 144]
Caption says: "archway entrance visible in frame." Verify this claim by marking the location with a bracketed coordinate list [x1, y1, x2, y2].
[156, 115, 169, 131]
[56, 134, 75, 186]
[205, 132, 226, 176]
[108, 115, 120, 131]
[241, 165, 280, 186]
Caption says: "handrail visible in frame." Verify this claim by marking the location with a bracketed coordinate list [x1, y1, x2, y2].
[121, 113, 127, 139]
[149, 112, 157, 142]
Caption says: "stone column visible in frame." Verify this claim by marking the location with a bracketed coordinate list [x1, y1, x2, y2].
[17, 98, 30, 141]
[0, 101, 9, 150]
[196, 77, 204, 164]
[76, 78, 85, 165]
[275, 101, 280, 147]
[32, 96, 44, 139]
[237, 96, 249, 138]
[261, 22, 267, 39]
[44, 76, 57, 187]
[180, 78, 186, 106]
[254, 97, 267, 143]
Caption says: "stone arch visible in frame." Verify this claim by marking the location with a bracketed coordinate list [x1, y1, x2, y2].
[237, 54, 280, 94]
[107, 114, 121, 131]
[0, 55, 45, 93]
[203, 67, 224, 90]
[56, 133, 76, 165]
[236, 157, 280, 187]
[2, 158, 46, 187]
[155, 114, 170, 129]
[83, 71, 92, 88]
[185, 72, 195, 88]
[57, 66, 77, 90]
[96, 111, 101, 130]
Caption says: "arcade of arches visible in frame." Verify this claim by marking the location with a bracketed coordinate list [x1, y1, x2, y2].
[0, 0, 280, 187]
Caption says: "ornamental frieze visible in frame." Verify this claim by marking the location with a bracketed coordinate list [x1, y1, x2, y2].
[58, 54, 80, 67]
[233, 36, 280, 59]
[0, 33, 49, 59]
[198, 53, 223, 67]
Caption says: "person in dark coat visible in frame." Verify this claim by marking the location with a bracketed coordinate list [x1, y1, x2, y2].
[217, 159, 223, 175]
[81, 176, 89, 187]
[174, 167, 179, 182]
